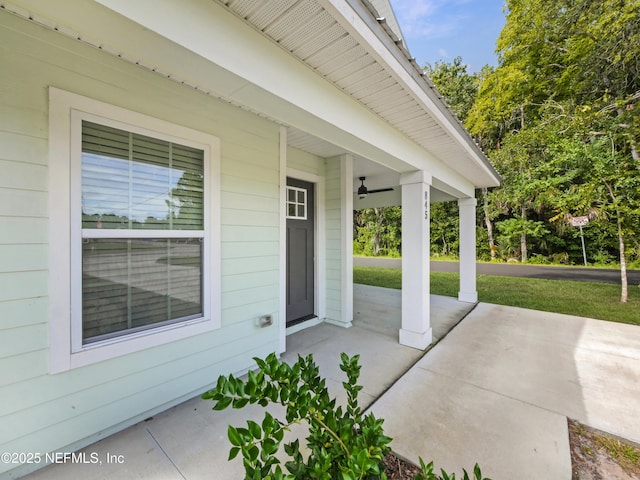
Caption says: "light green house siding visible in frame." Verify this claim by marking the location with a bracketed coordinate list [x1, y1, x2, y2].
[0, 11, 285, 475]
[325, 159, 346, 323]
[287, 146, 325, 178]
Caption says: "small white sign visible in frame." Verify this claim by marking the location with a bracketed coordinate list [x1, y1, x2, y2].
[570, 216, 589, 227]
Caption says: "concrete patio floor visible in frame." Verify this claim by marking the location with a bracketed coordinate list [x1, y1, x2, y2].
[21, 286, 473, 480]
[20, 286, 640, 480]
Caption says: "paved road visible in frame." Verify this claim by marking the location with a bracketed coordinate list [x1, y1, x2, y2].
[353, 257, 640, 285]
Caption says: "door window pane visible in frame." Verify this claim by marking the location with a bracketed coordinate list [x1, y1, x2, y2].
[286, 186, 307, 219]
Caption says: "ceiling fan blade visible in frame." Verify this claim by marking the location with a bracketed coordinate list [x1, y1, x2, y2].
[368, 187, 394, 194]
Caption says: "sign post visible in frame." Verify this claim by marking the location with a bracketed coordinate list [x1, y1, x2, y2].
[570, 216, 589, 266]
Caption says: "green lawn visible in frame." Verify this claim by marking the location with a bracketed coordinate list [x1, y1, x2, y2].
[353, 266, 640, 326]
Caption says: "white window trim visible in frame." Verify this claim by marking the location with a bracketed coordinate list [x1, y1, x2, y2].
[286, 185, 307, 220]
[49, 87, 221, 374]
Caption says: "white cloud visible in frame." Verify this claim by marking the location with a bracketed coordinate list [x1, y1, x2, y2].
[391, 0, 439, 37]
[404, 0, 438, 19]
[390, 0, 469, 39]
[389, 0, 502, 71]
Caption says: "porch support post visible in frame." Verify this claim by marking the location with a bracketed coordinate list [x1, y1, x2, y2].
[458, 197, 478, 303]
[340, 154, 354, 326]
[323, 154, 353, 328]
[278, 126, 287, 353]
[399, 171, 433, 350]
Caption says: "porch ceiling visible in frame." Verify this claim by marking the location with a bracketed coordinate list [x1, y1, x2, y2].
[287, 125, 391, 178]
[218, 0, 500, 189]
[288, 125, 455, 204]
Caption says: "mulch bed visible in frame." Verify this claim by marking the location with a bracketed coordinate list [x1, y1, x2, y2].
[383, 452, 423, 479]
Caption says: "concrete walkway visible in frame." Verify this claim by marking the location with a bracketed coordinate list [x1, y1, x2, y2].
[20, 288, 640, 480]
[370, 302, 640, 479]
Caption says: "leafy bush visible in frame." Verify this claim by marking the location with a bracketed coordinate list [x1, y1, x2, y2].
[416, 458, 489, 480]
[549, 252, 570, 265]
[527, 254, 550, 264]
[591, 248, 617, 266]
[203, 353, 491, 480]
[202, 352, 391, 479]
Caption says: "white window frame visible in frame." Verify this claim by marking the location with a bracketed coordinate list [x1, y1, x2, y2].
[49, 87, 221, 373]
[286, 185, 307, 220]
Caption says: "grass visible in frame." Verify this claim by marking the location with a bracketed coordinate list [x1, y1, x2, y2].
[571, 420, 640, 476]
[596, 434, 640, 471]
[353, 266, 640, 326]
[357, 254, 640, 269]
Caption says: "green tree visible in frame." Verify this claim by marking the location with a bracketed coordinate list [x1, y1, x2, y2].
[353, 207, 402, 257]
[430, 201, 459, 257]
[424, 56, 479, 122]
[467, 0, 639, 298]
[544, 110, 640, 302]
[425, 57, 492, 260]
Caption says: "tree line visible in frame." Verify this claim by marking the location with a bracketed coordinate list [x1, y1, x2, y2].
[354, 0, 639, 302]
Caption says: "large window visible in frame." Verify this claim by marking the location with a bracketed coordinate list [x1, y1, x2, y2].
[49, 88, 221, 373]
[80, 121, 205, 344]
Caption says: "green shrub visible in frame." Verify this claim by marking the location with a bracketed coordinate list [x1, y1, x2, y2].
[591, 249, 616, 266]
[527, 254, 550, 264]
[549, 252, 570, 265]
[202, 352, 391, 479]
[203, 353, 490, 480]
[415, 458, 489, 480]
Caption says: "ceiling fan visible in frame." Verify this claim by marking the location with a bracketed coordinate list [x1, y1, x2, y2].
[357, 176, 393, 199]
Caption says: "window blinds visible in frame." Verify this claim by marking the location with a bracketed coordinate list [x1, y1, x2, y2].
[81, 121, 204, 230]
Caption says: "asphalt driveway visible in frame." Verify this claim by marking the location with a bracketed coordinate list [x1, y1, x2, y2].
[354, 257, 640, 285]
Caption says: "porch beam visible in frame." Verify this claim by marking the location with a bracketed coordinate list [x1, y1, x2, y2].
[399, 171, 433, 350]
[458, 197, 478, 303]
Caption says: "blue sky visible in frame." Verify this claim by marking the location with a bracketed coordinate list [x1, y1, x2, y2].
[389, 0, 506, 72]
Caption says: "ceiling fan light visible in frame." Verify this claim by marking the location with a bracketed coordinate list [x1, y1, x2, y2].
[358, 177, 368, 198]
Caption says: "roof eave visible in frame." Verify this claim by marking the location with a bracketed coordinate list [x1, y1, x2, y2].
[345, 0, 501, 186]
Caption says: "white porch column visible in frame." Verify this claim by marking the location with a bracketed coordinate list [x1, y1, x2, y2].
[399, 171, 433, 350]
[458, 197, 478, 303]
[340, 154, 354, 326]
[322, 154, 352, 329]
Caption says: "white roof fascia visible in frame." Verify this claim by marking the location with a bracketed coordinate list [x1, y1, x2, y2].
[366, 0, 407, 50]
